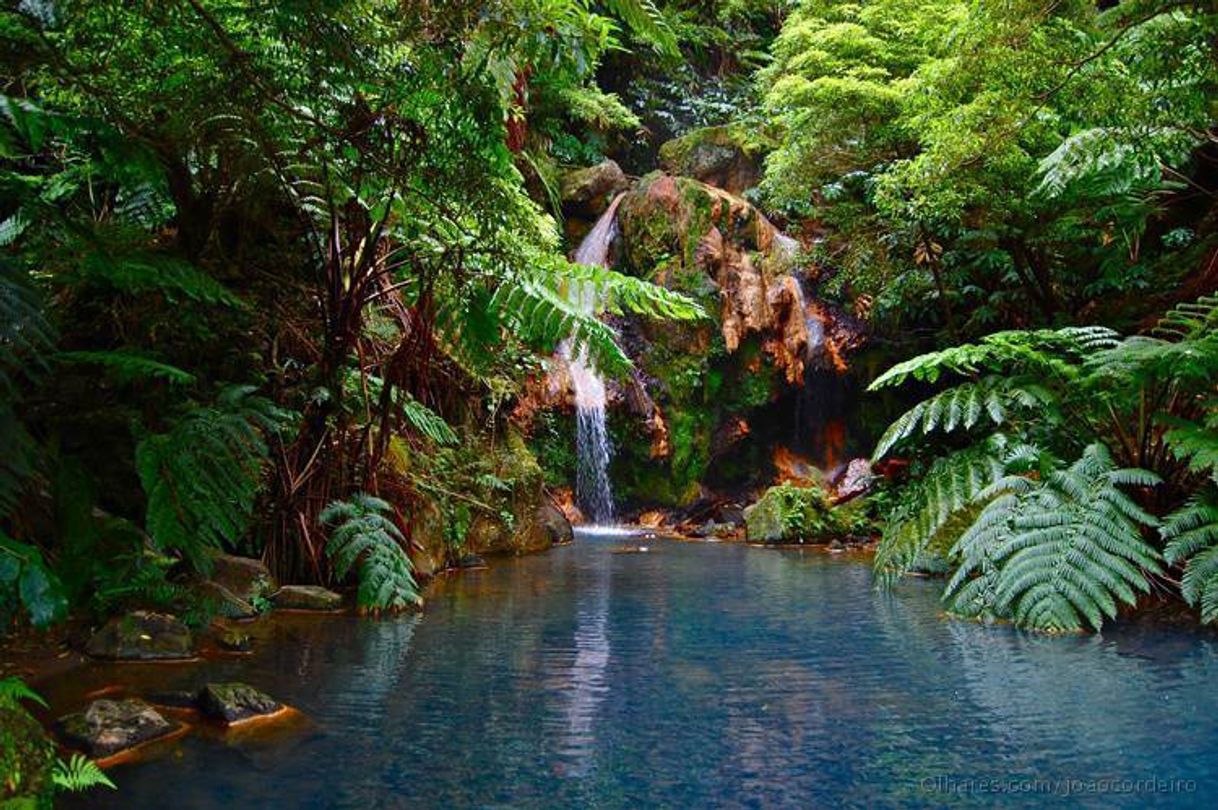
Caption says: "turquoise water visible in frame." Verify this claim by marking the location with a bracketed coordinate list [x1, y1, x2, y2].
[62, 533, 1218, 808]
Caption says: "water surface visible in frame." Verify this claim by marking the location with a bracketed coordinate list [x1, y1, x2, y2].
[59, 533, 1218, 808]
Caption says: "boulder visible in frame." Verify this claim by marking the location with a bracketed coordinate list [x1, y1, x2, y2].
[559, 160, 629, 219]
[208, 552, 275, 602]
[536, 502, 574, 546]
[658, 124, 769, 195]
[57, 699, 177, 759]
[216, 628, 253, 652]
[1, 705, 55, 808]
[196, 580, 257, 620]
[743, 484, 837, 544]
[270, 585, 343, 611]
[196, 683, 282, 725]
[831, 458, 875, 504]
[85, 611, 193, 660]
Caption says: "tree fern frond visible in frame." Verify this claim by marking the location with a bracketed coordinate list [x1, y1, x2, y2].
[602, 0, 680, 58]
[0, 676, 47, 709]
[1163, 488, 1218, 623]
[57, 350, 196, 385]
[137, 387, 291, 572]
[321, 494, 420, 612]
[946, 445, 1161, 632]
[872, 377, 1054, 459]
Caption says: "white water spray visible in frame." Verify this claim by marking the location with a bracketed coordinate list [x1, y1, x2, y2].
[565, 193, 626, 525]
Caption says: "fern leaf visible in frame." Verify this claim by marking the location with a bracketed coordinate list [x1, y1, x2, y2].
[57, 350, 196, 385]
[321, 494, 420, 612]
[1163, 489, 1218, 623]
[53, 754, 116, 792]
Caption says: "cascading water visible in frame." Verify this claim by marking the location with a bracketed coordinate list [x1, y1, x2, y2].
[566, 193, 626, 525]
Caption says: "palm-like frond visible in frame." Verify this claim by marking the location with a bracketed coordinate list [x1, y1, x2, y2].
[947, 445, 1161, 632]
[57, 350, 196, 385]
[53, 754, 116, 792]
[137, 386, 291, 571]
[602, 0, 680, 57]
[320, 493, 420, 612]
[872, 377, 1054, 459]
[1163, 489, 1218, 623]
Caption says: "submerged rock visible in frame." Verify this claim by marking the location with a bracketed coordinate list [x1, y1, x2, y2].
[57, 699, 178, 758]
[1, 705, 55, 808]
[270, 585, 343, 611]
[216, 628, 253, 652]
[196, 683, 282, 725]
[85, 611, 193, 660]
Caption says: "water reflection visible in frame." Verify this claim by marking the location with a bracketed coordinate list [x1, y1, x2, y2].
[55, 539, 1218, 809]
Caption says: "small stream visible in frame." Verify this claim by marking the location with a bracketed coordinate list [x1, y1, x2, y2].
[57, 532, 1218, 808]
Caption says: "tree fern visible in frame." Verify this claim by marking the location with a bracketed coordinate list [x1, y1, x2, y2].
[868, 327, 1119, 389]
[52, 754, 116, 793]
[57, 350, 196, 385]
[602, 0, 680, 58]
[1163, 489, 1218, 623]
[946, 445, 1162, 632]
[320, 494, 420, 612]
[874, 439, 1012, 583]
[137, 386, 291, 572]
[872, 377, 1054, 459]
[0, 676, 47, 709]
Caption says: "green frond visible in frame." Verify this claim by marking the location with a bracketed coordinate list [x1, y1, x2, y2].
[321, 494, 420, 612]
[872, 377, 1054, 459]
[1163, 489, 1218, 623]
[57, 350, 196, 385]
[0, 676, 47, 709]
[603, 0, 680, 58]
[0, 529, 68, 627]
[53, 754, 116, 793]
[137, 387, 292, 572]
[946, 445, 1161, 633]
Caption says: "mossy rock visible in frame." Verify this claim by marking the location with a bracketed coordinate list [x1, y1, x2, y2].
[744, 484, 840, 543]
[196, 683, 281, 725]
[85, 611, 193, 660]
[1, 706, 55, 810]
[269, 585, 343, 611]
[57, 699, 178, 759]
[658, 124, 772, 195]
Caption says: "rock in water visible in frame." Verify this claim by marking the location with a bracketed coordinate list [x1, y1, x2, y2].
[195, 580, 257, 620]
[197, 683, 282, 725]
[269, 585, 343, 611]
[743, 484, 836, 543]
[208, 552, 275, 602]
[537, 502, 574, 546]
[85, 611, 193, 660]
[58, 699, 177, 758]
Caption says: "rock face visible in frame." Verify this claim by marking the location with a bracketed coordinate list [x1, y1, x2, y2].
[270, 585, 343, 611]
[560, 159, 630, 219]
[658, 125, 768, 195]
[196, 683, 282, 725]
[85, 611, 193, 660]
[1, 705, 55, 808]
[57, 699, 177, 759]
[536, 502, 574, 546]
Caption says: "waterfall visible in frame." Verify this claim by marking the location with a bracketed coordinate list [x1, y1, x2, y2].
[566, 193, 626, 525]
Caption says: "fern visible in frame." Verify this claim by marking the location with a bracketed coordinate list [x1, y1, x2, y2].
[137, 386, 291, 571]
[320, 494, 421, 612]
[489, 259, 704, 378]
[1163, 489, 1218, 623]
[0, 676, 47, 709]
[872, 377, 1053, 459]
[874, 438, 1012, 583]
[52, 754, 116, 793]
[869, 327, 1119, 389]
[603, 0, 680, 58]
[0, 529, 68, 627]
[946, 445, 1162, 632]
[57, 350, 196, 385]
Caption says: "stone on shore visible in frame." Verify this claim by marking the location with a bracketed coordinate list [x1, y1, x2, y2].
[85, 611, 193, 660]
[269, 585, 343, 611]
